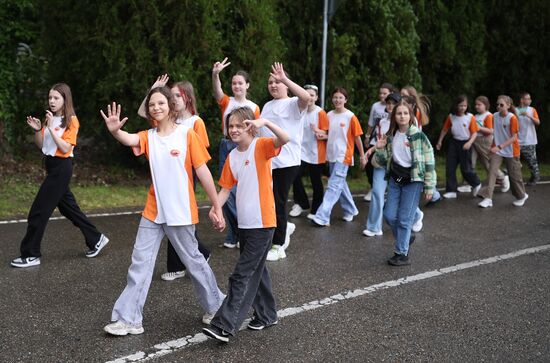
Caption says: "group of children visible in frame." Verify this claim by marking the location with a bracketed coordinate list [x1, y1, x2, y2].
[10, 67, 540, 342]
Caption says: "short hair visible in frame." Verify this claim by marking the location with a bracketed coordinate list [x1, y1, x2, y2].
[225, 107, 256, 137]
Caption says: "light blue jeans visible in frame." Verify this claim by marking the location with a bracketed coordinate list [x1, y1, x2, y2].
[314, 162, 358, 224]
[365, 167, 387, 232]
[219, 138, 238, 245]
[384, 179, 423, 256]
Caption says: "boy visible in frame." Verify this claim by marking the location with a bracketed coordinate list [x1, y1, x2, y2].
[517, 92, 541, 185]
[203, 107, 290, 342]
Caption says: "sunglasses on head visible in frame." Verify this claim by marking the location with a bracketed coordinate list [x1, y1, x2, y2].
[304, 84, 319, 92]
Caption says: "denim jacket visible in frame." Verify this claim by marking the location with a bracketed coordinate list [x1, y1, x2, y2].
[374, 125, 436, 195]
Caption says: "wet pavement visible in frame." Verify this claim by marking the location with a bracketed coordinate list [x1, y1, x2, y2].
[1, 184, 549, 362]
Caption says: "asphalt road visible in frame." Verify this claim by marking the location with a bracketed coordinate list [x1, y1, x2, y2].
[1, 184, 549, 363]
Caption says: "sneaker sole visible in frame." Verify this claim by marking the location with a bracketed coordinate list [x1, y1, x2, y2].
[248, 320, 278, 331]
[202, 327, 229, 342]
[104, 326, 144, 336]
[10, 261, 41, 268]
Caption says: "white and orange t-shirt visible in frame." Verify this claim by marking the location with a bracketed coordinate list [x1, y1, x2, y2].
[475, 112, 494, 137]
[218, 94, 260, 136]
[260, 97, 306, 169]
[41, 116, 79, 158]
[178, 115, 210, 148]
[301, 106, 329, 165]
[219, 137, 281, 229]
[516, 106, 540, 146]
[133, 124, 211, 226]
[442, 113, 478, 141]
[326, 109, 363, 166]
[493, 112, 520, 158]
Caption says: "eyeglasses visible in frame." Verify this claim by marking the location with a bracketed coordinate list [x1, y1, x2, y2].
[304, 84, 319, 91]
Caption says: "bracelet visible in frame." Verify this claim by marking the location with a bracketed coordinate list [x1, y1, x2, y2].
[497, 145, 502, 150]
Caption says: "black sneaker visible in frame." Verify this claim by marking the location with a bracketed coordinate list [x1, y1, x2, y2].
[526, 176, 540, 186]
[85, 234, 109, 258]
[203, 325, 230, 343]
[387, 253, 410, 266]
[409, 234, 416, 246]
[247, 318, 278, 331]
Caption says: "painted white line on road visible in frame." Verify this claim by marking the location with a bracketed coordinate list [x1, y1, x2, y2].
[106, 243, 550, 363]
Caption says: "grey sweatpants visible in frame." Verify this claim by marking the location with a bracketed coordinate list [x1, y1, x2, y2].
[111, 217, 225, 326]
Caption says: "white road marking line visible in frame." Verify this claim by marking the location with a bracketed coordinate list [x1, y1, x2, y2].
[106, 243, 550, 363]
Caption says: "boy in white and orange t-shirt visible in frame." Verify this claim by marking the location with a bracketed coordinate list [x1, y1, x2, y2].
[202, 107, 289, 343]
[517, 92, 541, 185]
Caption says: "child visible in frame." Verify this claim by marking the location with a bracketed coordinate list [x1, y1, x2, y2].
[472, 96, 510, 192]
[202, 107, 289, 343]
[212, 58, 261, 249]
[374, 100, 436, 266]
[11, 83, 108, 268]
[289, 84, 329, 219]
[101, 87, 225, 336]
[311, 88, 366, 226]
[477, 95, 528, 208]
[363, 92, 400, 237]
[138, 75, 211, 282]
[517, 92, 541, 185]
[364, 83, 393, 202]
[436, 95, 482, 199]
[259, 63, 311, 261]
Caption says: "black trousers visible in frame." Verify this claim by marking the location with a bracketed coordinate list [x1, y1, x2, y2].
[292, 161, 325, 214]
[20, 156, 101, 258]
[272, 166, 300, 246]
[445, 138, 481, 192]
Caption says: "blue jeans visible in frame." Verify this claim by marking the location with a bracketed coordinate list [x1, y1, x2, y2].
[314, 162, 358, 224]
[384, 179, 423, 256]
[219, 138, 239, 245]
[365, 167, 387, 232]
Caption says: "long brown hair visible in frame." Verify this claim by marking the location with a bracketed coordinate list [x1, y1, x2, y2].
[50, 83, 76, 129]
[172, 81, 198, 117]
[388, 100, 415, 136]
[401, 85, 430, 126]
[145, 86, 178, 125]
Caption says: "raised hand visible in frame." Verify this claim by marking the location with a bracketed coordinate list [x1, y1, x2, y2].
[26, 116, 42, 131]
[44, 110, 54, 129]
[151, 74, 169, 89]
[100, 102, 128, 134]
[212, 57, 231, 75]
[243, 118, 266, 133]
[270, 62, 288, 83]
[376, 134, 388, 149]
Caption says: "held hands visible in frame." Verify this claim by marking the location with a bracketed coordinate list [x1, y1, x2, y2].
[208, 206, 226, 232]
[270, 62, 288, 83]
[212, 57, 231, 75]
[100, 102, 128, 134]
[375, 134, 387, 149]
[26, 116, 42, 131]
[151, 74, 169, 89]
[359, 155, 367, 169]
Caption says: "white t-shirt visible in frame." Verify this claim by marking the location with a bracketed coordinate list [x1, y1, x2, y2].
[42, 116, 76, 157]
[517, 106, 539, 145]
[301, 106, 328, 164]
[444, 113, 477, 141]
[326, 109, 363, 165]
[260, 97, 305, 169]
[218, 94, 260, 136]
[368, 101, 387, 128]
[493, 112, 519, 158]
[392, 131, 412, 167]
[369, 116, 391, 146]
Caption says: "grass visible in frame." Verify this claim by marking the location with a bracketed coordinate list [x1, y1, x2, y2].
[1, 156, 547, 219]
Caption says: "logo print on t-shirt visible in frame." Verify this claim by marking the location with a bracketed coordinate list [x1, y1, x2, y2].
[340, 123, 346, 128]
[404, 141, 410, 148]
[170, 149, 181, 157]
[54, 127, 60, 131]
[245, 160, 250, 166]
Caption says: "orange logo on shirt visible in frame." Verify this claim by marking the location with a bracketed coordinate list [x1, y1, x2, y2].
[54, 127, 60, 131]
[170, 149, 181, 157]
[404, 141, 410, 148]
[245, 160, 250, 166]
[340, 123, 346, 128]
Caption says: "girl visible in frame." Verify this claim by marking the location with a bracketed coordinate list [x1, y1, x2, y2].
[259, 63, 311, 261]
[11, 83, 108, 268]
[310, 88, 366, 227]
[101, 87, 225, 336]
[203, 107, 289, 342]
[517, 92, 541, 185]
[477, 96, 528, 208]
[374, 100, 436, 266]
[289, 84, 328, 219]
[363, 92, 400, 237]
[212, 58, 261, 249]
[138, 75, 211, 282]
[472, 96, 509, 192]
[436, 96, 482, 199]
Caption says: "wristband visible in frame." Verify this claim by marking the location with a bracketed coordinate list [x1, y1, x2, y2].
[497, 145, 502, 150]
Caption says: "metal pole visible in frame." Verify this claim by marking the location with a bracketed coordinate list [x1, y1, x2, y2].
[320, 0, 329, 108]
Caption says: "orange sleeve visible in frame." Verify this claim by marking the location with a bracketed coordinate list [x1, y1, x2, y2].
[257, 137, 281, 160]
[218, 155, 237, 189]
[510, 115, 519, 135]
[484, 114, 494, 129]
[442, 115, 452, 131]
[132, 130, 149, 158]
[254, 105, 261, 119]
[318, 110, 329, 131]
[193, 117, 210, 148]
[218, 94, 230, 132]
[469, 115, 479, 134]
[187, 129, 211, 168]
[61, 116, 79, 145]
[532, 108, 540, 121]
[350, 115, 363, 137]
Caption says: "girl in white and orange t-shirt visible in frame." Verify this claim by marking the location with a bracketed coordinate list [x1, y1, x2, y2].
[11, 83, 108, 268]
[311, 87, 366, 227]
[101, 86, 225, 336]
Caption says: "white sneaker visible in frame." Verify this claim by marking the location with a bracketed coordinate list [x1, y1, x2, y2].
[11, 256, 41, 268]
[412, 210, 424, 232]
[443, 192, 457, 199]
[223, 241, 239, 248]
[289, 204, 304, 217]
[306, 213, 316, 220]
[478, 198, 493, 208]
[362, 229, 383, 237]
[513, 193, 529, 207]
[85, 234, 109, 258]
[363, 190, 372, 202]
[500, 175, 510, 193]
[472, 184, 482, 197]
[457, 185, 472, 193]
[104, 321, 144, 336]
[287, 222, 296, 236]
[266, 245, 286, 261]
[342, 211, 358, 222]
[161, 270, 186, 281]
[202, 312, 215, 325]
